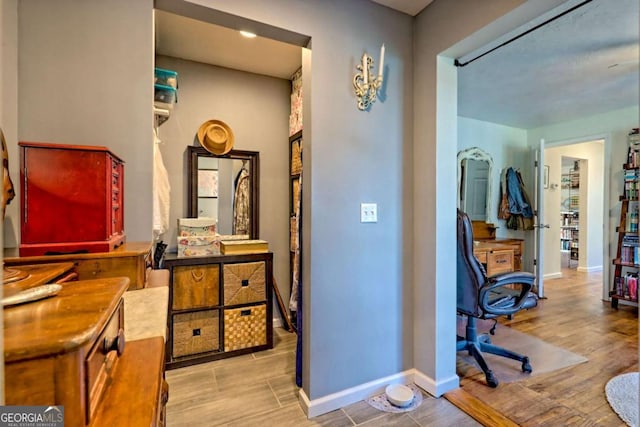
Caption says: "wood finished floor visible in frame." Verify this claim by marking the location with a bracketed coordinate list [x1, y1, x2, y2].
[166, 269, 638, 426]
[458, 268, 638, 426]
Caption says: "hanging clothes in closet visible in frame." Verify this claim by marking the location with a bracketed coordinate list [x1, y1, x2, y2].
[232, 163, 251, 236]
[498, 167, 534, 230]
[152, 128, 171, 239]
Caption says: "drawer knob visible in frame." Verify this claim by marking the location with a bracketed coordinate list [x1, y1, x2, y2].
[103, 328, 125, 356]
[241, 279, 249, 287]
[240, 309, 252, 316]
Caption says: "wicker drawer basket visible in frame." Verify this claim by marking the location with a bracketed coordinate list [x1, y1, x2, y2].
[224, 305, 267, 351]
[173, 310, 220, 358]
[223, 262, 266, 305]
[173, 264, 219, 310]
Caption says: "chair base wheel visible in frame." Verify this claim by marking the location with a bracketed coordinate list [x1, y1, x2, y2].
[486, 371, 499, 388]
[522, 357, 532, 373]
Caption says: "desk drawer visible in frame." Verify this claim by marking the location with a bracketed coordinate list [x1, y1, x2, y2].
[474, 251, 487, 264]
[86, 301, 124, 424]
[487, 250, 514, 275]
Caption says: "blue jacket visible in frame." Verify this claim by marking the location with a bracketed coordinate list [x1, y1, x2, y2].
[506, 167, 533, 218]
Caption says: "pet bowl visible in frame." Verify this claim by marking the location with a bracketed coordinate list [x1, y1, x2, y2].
[385, 384, 414, 407]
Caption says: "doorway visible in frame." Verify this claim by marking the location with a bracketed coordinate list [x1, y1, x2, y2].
[543, 138, 606, 288]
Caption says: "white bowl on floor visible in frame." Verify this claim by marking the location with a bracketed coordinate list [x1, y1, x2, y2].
[385, 384, 414, 407]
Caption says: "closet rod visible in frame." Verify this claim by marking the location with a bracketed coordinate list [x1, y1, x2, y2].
[454, 0, 592, 68]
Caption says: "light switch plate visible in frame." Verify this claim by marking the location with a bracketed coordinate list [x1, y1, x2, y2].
[360, 203, 377, 223]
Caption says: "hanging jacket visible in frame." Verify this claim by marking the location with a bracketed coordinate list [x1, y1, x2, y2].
[506, 167, 533, 218]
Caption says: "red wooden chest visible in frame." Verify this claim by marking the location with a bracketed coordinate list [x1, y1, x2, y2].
[19, 142, 126, 256]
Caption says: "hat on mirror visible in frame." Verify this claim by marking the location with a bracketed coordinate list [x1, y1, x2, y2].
[197, 119, 234, 155]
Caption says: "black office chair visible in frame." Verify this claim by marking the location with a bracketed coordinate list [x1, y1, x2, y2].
[456, 209, 538, 387]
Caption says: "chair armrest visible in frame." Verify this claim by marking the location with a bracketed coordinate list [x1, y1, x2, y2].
[479, 272, 536, 316]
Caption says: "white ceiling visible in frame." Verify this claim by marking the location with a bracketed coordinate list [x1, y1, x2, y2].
[369, 0, 434, 16]
[458, 0, 639, 129]
[155, 10, 303, 79]
[155, 0, 639, 130]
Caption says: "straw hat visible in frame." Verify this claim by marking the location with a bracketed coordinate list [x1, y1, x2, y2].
[197, 119, 234, 155]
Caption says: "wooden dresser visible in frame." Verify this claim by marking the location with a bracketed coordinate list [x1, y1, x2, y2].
[473, 241, 515, 276]
[18, 141, 125, 256]
[471, 220, 525, 272]
[164, 252, 273, 369]
[4, 242, 152, 290]
[4, 277, 167, 427]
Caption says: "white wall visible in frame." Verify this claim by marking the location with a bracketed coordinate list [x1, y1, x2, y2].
[529, 105, 639, 297]
[544, 141, 604, 277]
[154, 54, 292, 314]
[458, 116, 528, 238]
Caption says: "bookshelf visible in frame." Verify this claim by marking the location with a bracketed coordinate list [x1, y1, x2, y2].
[560, 167, 580, 267]
[610, 129, 640, 309]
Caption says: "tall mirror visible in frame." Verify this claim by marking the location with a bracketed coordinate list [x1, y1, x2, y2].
[187, 146, 259, 239]
[457, 147, 493, 222]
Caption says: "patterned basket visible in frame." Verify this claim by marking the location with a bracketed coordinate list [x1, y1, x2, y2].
[224, 304, 267, 351]
[291, 139, 302, 176]
[223, 262, 266, 305]
[173, 310, 220, 358]
[173, 264, 220, 310]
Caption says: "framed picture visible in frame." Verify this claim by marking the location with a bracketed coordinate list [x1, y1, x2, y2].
[544, 165, 550, 189]
[198, 169, 218, 197]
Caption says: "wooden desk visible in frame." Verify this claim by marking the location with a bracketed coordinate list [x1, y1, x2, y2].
[4, 277, 167, 426]
[4, 242, 152, 290]
[473, 241, 515, 276]
[471, 221, 524, 271]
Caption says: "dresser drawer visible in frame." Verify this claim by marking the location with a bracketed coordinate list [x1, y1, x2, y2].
[173, 310, 220, 358]
[173, 264, 220, 310]
[487, 250, 514, 276]
[74, 257, 142, 290]
[85, 300, 125, 424]
[224, 304, 267, 352]
[223, 261, 266, 305]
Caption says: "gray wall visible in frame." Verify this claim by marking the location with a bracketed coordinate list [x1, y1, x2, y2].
[3, 0, 581, 411]
[13, 0, 154, 244]
[154, 54, 292, 311]
[170, 0, 415, 400]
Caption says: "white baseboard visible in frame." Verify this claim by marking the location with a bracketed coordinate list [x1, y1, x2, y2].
[412, 369, 459, 397]
[298, 369, 459, 419]
[577, 265, 602, 273]
[299, 370, 414, 418]
[272, 317, 282, 329]
[544, 272, 562, 280]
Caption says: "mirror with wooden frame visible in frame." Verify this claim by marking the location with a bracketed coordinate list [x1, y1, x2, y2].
[187, 146, 259, 239]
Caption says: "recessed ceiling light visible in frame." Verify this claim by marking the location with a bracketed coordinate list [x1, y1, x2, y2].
[240, 31, 257, 39]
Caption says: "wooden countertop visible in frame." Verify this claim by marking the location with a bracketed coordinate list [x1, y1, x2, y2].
[4, 277, 129, 362]
[3, 241, 152, 264]
[3, 262, 75, 298]
[473, 241, 515, 252]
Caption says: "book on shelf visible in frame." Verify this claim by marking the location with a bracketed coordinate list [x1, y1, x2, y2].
[220, 239, 268, 255]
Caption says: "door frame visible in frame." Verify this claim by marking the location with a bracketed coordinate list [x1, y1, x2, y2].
[543, 133, 611, 301]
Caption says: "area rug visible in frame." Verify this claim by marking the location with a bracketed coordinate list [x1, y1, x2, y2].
[605, 372, 639, 427]
[457, 319, 588, 384]
[365, 383, 423, 413]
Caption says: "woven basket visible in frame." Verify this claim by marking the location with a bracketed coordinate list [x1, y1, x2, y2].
[223, 262, 266, 305]
[173, 310, 220, 358]
[291, 139, 302, 176]
[292, 178, 300, 210]
[224, 304, 267, 351]
[173, 264, 219, 310]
